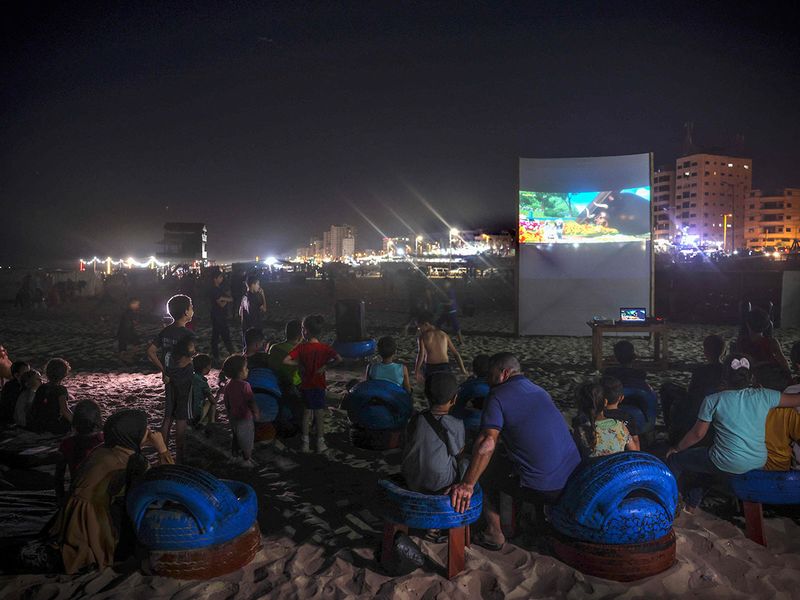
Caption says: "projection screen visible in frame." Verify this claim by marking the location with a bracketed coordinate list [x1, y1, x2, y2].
[517, 153, 652, 336]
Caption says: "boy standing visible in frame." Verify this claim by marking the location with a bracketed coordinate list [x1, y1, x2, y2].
[283, 315, 341, 453]
[209, 268, 235, 362]
[402, 372, 467, 494]
[146, 294, 194, 463]
[239, 275, 266, 348]
[414, 311, 467, 383]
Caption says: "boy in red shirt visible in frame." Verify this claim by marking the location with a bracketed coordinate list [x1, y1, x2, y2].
[284, 314, 342, 453]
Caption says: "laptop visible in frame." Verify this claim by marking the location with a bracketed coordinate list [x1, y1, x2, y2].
[620, 307, 647, 323]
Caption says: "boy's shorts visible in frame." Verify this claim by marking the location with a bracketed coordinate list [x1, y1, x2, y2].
[301, 388, 327, 410]
[165, 382, 192, 421]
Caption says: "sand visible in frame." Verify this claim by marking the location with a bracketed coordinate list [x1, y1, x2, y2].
[1, 277, 799, 599]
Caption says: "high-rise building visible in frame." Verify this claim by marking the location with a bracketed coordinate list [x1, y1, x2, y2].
[341, 236, 355, 258]
[652, 166, 675, 242]
[744, 189, 800, 249]
[673, 153, 752, 249]
[326, 225, 357, 259]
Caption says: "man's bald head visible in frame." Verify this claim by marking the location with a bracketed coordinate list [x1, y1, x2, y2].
[488, 352, 521, 385]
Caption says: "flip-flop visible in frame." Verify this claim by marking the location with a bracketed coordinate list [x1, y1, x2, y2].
[472, 531, 504, 551]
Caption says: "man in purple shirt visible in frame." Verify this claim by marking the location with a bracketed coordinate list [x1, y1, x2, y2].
[450, 352, 580, 550]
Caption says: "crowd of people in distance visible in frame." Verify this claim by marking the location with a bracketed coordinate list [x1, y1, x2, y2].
[2, 273, 800, 575]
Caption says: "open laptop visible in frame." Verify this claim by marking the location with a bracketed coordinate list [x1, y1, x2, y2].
[619, 307, 647, 323]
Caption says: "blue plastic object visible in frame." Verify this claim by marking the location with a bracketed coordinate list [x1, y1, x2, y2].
[730, 469, 800, 505]
[345, 380, 413, 430]
[621, 387, 658, 433]
[134, 480, 257, 551]
[549, 452, 677, 544]
[333, 339, 377, 360]
[378, 479, 483, 529]
[248, 368, 281, 423]
[452, 378, 490, 431]
[127, 465, 258, 551]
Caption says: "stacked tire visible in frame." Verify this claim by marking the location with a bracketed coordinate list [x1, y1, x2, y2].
[378, 478, 483, 529]
[548, 453, 678, 582]
[127, 465, 261, 579]
[344, 380, 412, 450]
[452, 378, 490, 432]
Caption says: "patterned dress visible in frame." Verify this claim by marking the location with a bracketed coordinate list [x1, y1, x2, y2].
[590, 418, 631, 457]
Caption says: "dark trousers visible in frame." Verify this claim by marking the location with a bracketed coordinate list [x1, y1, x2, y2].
[211, 319, 234, 359]
[667, 446, 726, 508]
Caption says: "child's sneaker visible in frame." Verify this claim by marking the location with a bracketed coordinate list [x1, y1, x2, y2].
[316, 438, 328, 453]
[300, 436, 312, 453]
[240, 459, 256, 468]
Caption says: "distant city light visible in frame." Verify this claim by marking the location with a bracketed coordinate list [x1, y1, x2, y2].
[449, 228, 459, 236]
[264, 256, 278, 266]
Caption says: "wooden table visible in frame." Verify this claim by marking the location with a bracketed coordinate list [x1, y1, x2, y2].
[589, 322, 669, 371]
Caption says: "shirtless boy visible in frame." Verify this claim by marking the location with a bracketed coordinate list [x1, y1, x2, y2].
[415, 311, 467, 383]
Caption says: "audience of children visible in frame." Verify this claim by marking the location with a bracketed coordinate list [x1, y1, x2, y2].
[735, 308, 792, 390]
[414, 311, 467, 383]
[191, 353, 215, 427]
[283, 315, 342, 453]
[572, 381, 639, 458]
[602, 340, 651, 392]
[14, 369, 42, 428]
[221, 354, 260, 467]
[666, 354, 800, 510]
[402, 372, 467, 494]
[0, 360, 30, 423]
[55, 400, 104, 504]
[30, 358, 73, 435]
[366, 336, 412, 394]
[145, 294, 194, 464]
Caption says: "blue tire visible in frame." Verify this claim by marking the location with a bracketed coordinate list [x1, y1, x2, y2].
[453, 378, 490, 431]
[135, 480, 258, 551]
[127, 465, 258, 551]
[730, 469, 800, 504]
[248, 368, 281, 423]
[333, 339, 376, 359]
[378, 479, 483, 529]
[344, 380, 413, 430]
[550, 452, 677, 544]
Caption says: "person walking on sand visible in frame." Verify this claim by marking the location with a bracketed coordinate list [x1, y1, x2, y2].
[239, 275, 267, 349]
[414, 311, 467, 384]
[209, 268, 235, 363]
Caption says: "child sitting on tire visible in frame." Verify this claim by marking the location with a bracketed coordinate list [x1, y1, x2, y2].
[366, 336, 412, 394]
[402, 372, 467, 494]
[572, 381, 639, 458]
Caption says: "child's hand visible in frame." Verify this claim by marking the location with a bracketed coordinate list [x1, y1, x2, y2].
[145, 430, 168, 454]
[415, 371, 424, 384]
[162, 373, 170, 385]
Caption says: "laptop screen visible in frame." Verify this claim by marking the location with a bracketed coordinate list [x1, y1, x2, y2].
[620, 307, 646, 322]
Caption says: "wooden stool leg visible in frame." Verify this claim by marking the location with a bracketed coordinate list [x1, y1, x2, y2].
[743, 501, 766, 546]
[447, 526, 465, 579]
[381, 522, 407, 567]
[465, 524, 470, 548]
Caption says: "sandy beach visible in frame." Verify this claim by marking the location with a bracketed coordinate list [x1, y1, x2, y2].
[1, 278, 799, 599]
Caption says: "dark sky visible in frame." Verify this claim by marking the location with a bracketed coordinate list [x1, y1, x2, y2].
[2, 2, 798, 265]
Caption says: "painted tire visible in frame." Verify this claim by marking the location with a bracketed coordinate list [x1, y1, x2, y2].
[333, 339, 377, 359]
[453, 378, 490, 431]
[550, 529, 676, 582]
[622, 387, 658, 432]
[147, 523, 262, 580]
[351, 425, 404, 450]
[550, 453, 677, 544]
[127, 465, 258, 551]
[248, 368, 281, 423]
[378, 478, 483, 529]
[730, 469, 800, 504]
[345, 380, 413, 430]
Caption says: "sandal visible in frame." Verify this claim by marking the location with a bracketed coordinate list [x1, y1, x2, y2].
[472, 531, 504, 551]
[423, 529, 448, 544]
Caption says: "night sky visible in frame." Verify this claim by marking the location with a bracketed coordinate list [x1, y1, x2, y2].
[2, 2, 798, 265]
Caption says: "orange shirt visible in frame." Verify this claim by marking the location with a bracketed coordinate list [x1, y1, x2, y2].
[765, 407, 800, 471]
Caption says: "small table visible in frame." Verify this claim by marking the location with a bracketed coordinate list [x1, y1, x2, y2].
[588, 322, 669, 371]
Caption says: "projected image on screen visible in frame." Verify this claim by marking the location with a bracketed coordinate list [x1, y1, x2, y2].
[518, 187, 651, 244]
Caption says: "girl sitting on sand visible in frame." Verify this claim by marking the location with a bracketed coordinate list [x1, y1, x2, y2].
[49, 409, 173, 574]
[667, 355, 800, 511]
[55, 400, 105, 505]
[572, 381, 638, 458]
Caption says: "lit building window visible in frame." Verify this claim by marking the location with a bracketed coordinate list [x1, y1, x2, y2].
[727, 163, 734, 167]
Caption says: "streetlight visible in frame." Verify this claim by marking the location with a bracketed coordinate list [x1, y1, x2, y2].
[415, 235, 423, 256]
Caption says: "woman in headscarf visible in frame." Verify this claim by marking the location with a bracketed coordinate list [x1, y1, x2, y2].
[51, 409, 174, 574]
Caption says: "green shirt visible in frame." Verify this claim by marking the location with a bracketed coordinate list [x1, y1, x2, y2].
[268, 341, 301, 387]
[698, 387, 781, 474]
